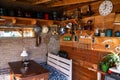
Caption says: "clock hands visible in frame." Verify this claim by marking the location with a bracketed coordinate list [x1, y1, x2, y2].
[99, 0, 113, 16]
[103, 4, 107, 10]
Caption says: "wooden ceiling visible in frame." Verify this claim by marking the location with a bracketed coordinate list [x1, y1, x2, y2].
[0, 0, 100, 12]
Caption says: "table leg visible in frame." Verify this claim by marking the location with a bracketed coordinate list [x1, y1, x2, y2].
[10, 70, 14, 80]
[97, 72, 101, 80]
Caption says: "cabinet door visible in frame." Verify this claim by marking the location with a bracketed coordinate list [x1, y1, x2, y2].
[60, 46, 73, 54]
[76, 49, 87, 61]
[73, 62, 97, 80]
[88, 50, 100, 64]
[61, 46, 98, 80]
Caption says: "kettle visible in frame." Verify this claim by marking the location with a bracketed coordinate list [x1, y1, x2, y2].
[59, 27, 67, 35]
[105, 29, 112, 37]
[114, 31, 120, 37]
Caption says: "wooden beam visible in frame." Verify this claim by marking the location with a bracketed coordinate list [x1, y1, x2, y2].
[33, 0, 51, 5]
[50, 0, 98, 7]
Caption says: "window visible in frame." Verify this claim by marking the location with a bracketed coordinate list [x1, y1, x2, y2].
[0, 27, 35, 38]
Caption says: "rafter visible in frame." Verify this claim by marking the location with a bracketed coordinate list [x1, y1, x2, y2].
[33, 0, 51, 5]
[50, 0, 98, 7]
[12, 0, 52, 4]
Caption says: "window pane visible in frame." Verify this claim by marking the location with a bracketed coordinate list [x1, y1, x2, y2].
[0, 28, 34, 38]
[23, 28, 34, 37]
[0, 31, 22, 37]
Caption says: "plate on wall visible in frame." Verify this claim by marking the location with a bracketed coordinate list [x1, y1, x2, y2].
[115, 46, 120, 53]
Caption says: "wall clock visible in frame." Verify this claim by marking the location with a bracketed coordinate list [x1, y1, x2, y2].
[99, 0, 113, 16]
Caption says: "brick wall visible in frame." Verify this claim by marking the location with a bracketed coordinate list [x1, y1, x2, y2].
[0, 34, 60, 69]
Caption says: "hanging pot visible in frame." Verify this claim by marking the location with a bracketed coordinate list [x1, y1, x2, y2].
[66, 22, 72, 28]
[34, 25, 42, 34]
[34, 25, 42, 47]
[42, 25, 49, 34]
[59, 27, 67, 35]
[114, 31, 120, 37]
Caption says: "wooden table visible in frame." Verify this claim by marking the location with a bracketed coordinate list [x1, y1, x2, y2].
[8, 60, 49, 80]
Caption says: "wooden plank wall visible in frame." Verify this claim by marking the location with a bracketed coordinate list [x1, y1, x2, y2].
[60, 0, 120, 80]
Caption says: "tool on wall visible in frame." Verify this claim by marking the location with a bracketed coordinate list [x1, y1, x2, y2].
[59, 24, 67, 35]
[44, 34, 50, 63]
[34, 25, 42, 47]
[84, 4, 94, 16]
[115, 45, 120, 53]
[42, 25, 49, 34]
[91, 37, 95, 50]
[77, 7, 83, 19]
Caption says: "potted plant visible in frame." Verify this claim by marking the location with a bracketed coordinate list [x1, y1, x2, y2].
[99, 51, 120, 72]
[114, 53, 120, 70]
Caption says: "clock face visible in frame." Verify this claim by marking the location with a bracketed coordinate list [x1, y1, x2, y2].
[99, 0, 113, 16]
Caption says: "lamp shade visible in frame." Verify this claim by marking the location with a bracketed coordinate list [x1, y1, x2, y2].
[20, 49, 28, 57]
[114, 12, 120, 25]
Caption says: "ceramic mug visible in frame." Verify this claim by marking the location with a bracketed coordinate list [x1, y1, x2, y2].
[100, 32, 105, 37]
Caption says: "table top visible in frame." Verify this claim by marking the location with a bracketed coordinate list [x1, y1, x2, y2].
[109, 67, 120, 74]
[8, 60, 49, 78]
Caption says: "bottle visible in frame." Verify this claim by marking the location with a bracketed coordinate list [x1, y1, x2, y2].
[94, 27, 99, 36]
[17, 8, 23, 17]
[100, 29, 105, 37]
[61, 11, 67, 20]
[77, 7, 83, 19]
[44, 13, 49, 20]
[53, 11, 57, 20]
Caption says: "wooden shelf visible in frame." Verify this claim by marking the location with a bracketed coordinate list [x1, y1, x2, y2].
[0, 16, 36, 25]
[61, 19, 78, 24]
[0, 16, 60, 26]
[37, 19, 53, 25]
[60, 33, 120, 52]
[94, 37, 120, 45]
[0, 16, 16, 24]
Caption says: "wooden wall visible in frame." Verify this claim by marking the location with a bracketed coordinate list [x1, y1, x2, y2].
[60, 0, 120, 80]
